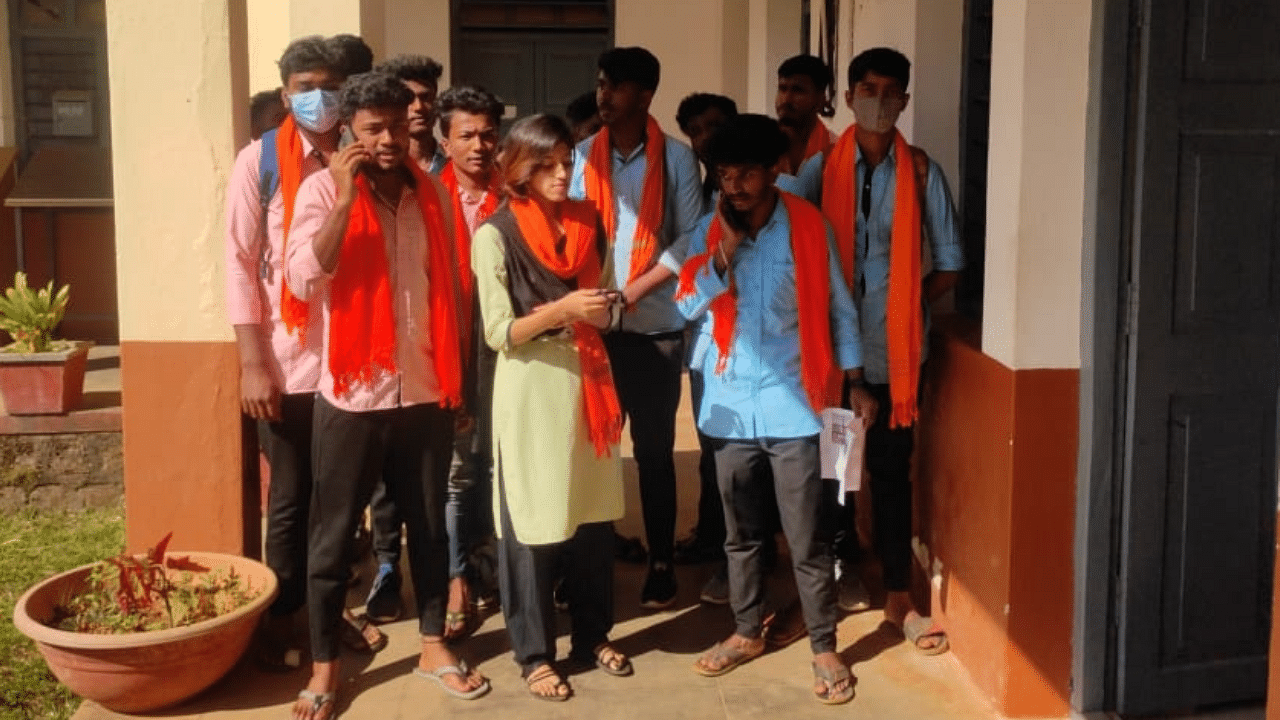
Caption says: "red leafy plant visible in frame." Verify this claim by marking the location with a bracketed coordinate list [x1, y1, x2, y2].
[49, 533, 262, 634]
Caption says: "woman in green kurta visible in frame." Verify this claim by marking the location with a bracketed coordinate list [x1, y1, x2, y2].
[471, 114, 631, 701]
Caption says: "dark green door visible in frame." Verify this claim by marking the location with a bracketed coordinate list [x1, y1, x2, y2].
[1117, 0, 1280, 713]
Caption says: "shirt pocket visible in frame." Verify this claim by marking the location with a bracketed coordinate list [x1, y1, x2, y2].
[766, 256, 798, 336]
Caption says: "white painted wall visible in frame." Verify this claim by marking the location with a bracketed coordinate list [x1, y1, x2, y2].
[106, 0, 248, 342]
[981, 0, 1090, 370]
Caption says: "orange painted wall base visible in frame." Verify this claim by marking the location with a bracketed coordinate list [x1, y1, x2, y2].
[120, 341, 259, 556]
[917, 319, 1078, 717]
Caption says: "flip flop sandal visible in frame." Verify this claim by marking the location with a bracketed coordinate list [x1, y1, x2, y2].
[524, 663, 572, 702]
[901, 615, 950, 656]
[812, 661, 854, 705]
[691, 640, 765, 677]
[590, 643, 633, 677]
[413, 659, 491, 700]
[295, 689, 337, 720]
[340, 612, 388, 653]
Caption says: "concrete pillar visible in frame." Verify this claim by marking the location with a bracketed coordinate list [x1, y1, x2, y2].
[383, 0, 451, 80]
[745, 0, 802, 116]
[290, 0, 386, 60]
[981, 0, 1088, 371]
[105, 0, 255, 554]
[248, 0, 290, 94]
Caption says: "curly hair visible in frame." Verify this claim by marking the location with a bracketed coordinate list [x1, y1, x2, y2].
[339, 72, 413, 123]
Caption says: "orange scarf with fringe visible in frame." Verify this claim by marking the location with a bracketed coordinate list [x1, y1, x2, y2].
[328, 165, 464, 407]
[509, 196, 622, 456]
[275, 115, 313, 338]
[822, 127, 922, 428]
[583, 115, 665, 283]
[676, 192, 840, 413]
[440, 161, 503, 358]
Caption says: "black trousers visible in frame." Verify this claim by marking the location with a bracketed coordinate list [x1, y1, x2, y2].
[259, 392, 316, 617]
[370, 480, 402, 567]
[605, 331, 684, 564]
[714, 435, 838, 654]
[833, 381, 915, 591]
[496, 473, 614, 674]
[307, 397, 454, 661]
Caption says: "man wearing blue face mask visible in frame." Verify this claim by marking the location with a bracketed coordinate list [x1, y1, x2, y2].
[224, 35, 388, 676]
[818, 46, 964, 655]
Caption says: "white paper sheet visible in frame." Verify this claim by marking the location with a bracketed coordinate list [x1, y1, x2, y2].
[820, 408, 866, 502]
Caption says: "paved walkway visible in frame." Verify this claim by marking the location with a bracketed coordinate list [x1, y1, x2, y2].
[72, 379, 1012, 720]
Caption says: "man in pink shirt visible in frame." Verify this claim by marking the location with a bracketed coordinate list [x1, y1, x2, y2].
[285, 72, 489, 716]
[224, 36, 389, 672]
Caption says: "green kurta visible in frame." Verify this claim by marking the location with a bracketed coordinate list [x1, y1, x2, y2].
[471, 221, 624, 546]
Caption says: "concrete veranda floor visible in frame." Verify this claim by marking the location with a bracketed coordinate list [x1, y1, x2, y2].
[71, 375, 1011, 720]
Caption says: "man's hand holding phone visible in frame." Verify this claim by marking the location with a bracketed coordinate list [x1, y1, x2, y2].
[713, 194, 748, 273]
[330, 135, 371, 205]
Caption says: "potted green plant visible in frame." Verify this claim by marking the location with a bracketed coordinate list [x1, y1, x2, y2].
[0, 271, 92, 414]
[11, 533, 278, 713]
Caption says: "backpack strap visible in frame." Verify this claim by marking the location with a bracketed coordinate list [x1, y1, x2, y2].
[258, 127, 280, 217]
[256, 128, 280, 279]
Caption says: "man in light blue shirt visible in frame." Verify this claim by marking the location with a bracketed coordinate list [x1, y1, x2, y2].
[822, 47, 964, 654]
[570, 47, 704, 609]
[679, 114, 875, 704]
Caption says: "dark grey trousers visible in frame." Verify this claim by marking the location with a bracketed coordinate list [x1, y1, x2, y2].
[713, 435, 839, 654]
[307, 397, 454, 661]
[259, 392, 315, 617]
[496, 470, 614, 675]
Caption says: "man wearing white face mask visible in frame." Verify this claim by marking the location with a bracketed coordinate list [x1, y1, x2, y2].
[819, 47, 964, 656]
[224, 35, 388, 674]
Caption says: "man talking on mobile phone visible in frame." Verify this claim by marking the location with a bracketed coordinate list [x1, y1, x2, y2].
[285, 71, 490, 715]
[677, 113, 873, 706]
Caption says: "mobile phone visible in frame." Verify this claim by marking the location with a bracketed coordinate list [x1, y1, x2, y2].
[718, 194, 749, 233]
[338, 126, 355, 150]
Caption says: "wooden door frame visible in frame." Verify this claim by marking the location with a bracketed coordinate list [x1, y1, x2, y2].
[1073, 0, 1138, 713]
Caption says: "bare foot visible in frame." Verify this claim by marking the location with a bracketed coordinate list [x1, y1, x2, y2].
[292, 660, 338, 720]
[419, 636, 487, 694]
[443, 577, 471, 640]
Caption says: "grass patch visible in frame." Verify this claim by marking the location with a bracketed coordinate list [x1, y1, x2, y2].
[0, 505, 124, 720]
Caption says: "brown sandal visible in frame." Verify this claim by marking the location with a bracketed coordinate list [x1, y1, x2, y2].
[340, 611, 387, 653]
[691, 639, 764, 677]
[524, 663, 571, 702]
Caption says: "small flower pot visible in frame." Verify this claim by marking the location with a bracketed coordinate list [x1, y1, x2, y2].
[0, 340, 93, 415]
[12, 551, 278, 713]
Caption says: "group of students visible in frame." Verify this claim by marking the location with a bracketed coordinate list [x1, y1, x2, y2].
[224, 32, 962, 718]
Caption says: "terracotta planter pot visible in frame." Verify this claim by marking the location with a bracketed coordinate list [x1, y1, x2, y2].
[12, 552, 278, 713]
[0, 340, 92, 415]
